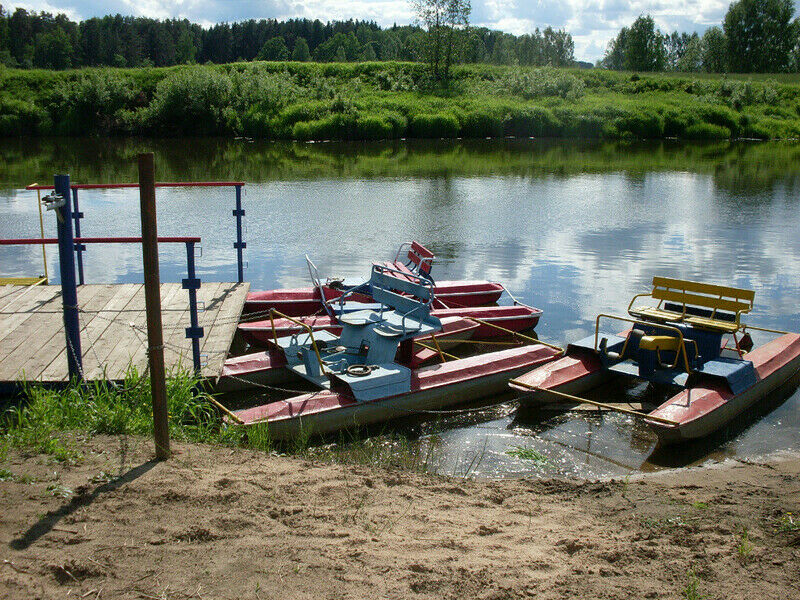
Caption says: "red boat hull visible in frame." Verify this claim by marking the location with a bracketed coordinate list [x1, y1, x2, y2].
[511, 333, 800, 445]
[238, 304, 542, 347]
[243, 280, 505, 316]
[229, 345, 561, 439]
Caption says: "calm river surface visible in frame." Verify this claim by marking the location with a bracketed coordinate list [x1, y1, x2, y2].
[2, 137, 799, 478]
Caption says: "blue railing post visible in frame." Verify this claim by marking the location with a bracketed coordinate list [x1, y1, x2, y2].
[71, 188, 85, 285]
[232, 184, 245, 283]
[54, 174, 83, 381]
[183, 241, 204, 374]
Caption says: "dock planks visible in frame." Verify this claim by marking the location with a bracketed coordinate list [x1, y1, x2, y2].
[0, 282, 249, 384]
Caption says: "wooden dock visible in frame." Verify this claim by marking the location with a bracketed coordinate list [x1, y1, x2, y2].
[0, 282, 249, 385]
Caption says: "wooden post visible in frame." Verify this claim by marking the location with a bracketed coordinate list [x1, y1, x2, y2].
[138, 153, 170, 460]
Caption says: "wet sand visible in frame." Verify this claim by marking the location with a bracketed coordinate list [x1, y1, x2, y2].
[2, 435, 799, 599]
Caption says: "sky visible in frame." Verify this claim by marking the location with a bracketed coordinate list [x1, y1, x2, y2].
[7, 1, 734, 62]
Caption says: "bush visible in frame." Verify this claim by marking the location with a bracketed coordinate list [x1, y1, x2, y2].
[408, 113, 460, 138]
[696, 105, 740, 136]
[682, 123, 731, 140]
[503, 106, 562, 137]
[138, 67, 234, 134]
[611, 110, 664, 138]
[0, 98, 49, 135]
[460, 110, 504, 138]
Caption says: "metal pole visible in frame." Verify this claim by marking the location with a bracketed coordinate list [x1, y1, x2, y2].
[71, 188, 85, 285]
[34, 186, 49, 281]
[233, 184, 245, 283]
[53, 174, 82, 381]
[183, 241, 204, 374]
[138, 153, 170, 460]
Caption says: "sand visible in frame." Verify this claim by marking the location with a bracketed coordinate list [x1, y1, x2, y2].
[1, 435, 799, 600]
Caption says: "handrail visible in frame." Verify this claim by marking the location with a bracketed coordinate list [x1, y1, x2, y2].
[269, 309, 327, 374]
[306, 255, 333, 318]
[26, 182, 245, 190]
[0, 236, 201, 245]
[595, 314, 694, 373]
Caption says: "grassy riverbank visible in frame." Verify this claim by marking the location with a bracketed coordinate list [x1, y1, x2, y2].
[0, 372, 439, 472]
[3, 62, 800, 141]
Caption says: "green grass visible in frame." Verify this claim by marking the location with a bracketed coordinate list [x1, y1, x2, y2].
[774, 512, 799, 533]
[2, 61, 800, 141]
[505, 445, 550, 467]
[0, 368, 245, 462]
[0, 368, 442, 474]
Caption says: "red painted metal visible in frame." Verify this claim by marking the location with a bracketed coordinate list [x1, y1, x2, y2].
[238, 304, 542, 347]
[26, 182, 244, 190]
[0, 236, 200, 245]
[648, 333, 800, 441]
[231, 344, 560, 429]
[243, 279, 505, 315]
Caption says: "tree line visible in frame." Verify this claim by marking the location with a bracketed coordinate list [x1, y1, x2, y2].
[601, 0, 800, 72]
[0, 4, 575, 70]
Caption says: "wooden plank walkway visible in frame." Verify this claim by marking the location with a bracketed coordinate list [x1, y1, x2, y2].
[0, 282, 249, 384]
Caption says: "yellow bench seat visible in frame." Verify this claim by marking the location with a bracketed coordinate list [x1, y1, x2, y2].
[684, 316, 740, 333]
[629, 305, 684, 323]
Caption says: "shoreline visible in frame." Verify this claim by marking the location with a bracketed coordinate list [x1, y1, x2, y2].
[2, 434, 798, 599]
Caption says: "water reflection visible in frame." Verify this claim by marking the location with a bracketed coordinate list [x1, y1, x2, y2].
[2, 138, 799, 478]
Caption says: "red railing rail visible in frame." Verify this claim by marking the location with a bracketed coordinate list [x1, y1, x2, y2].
[26, 182, 245, 190]
[0, 236, 201, 245]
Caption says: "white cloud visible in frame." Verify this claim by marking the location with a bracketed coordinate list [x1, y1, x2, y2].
[8, 0, 737, 61]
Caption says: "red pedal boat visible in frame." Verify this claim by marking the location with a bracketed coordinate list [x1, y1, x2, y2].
[220, 265, 561, 440]
[243, 242, 505, 316]
[510, 277, 800, 445]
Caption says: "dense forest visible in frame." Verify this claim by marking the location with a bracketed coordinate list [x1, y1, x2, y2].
[0, 4, 577, 70]
[602, 0, 800, 73]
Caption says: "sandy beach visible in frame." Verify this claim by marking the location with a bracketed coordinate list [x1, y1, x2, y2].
[1, 435, 799, 599]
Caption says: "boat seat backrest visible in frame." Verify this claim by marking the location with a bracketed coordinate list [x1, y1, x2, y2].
[371, 269, 432, 302]
[372, 286, 427, 317]
[629, 277, 754, 331]
[407, 241, 434, 275]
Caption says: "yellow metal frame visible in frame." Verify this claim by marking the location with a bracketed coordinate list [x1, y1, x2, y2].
[268, 309, 327, 374]
[627, 277, 754, 333]
[595, 313, 697, 374]
[0, 277, 47, 286]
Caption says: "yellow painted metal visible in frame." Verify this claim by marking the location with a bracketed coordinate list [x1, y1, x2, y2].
[34, 186, 49, 282]
[628, 276, 754, 333]
[429, 333, 448, 363]
[0, 277, 47, 286]
[465, 317, 565, 354]
[638, 335, 681, 352]
[413, 341, 459, 361]
[743, 324, 790, 335]
[206, 395, 244, 424]
[595, 314, 695, 373]
[268, 309, 327, 374]
[508, 379, 680, 427]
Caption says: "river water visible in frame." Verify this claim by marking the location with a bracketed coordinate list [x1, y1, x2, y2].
[2, 137, 799, 478]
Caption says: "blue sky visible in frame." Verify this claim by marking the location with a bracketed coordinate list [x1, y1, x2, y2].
[9, 1, 732, 61]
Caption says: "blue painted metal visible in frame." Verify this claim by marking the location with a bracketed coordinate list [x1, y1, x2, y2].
[182, 241, 204, 374]
[54, 174, 83, 381]
[233, 184, 245, 283]
[275, 265, 443, 401]
[71, 188, 85, 285]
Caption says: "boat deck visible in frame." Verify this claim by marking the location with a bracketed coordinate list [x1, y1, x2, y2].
[0, 282, 248, 386]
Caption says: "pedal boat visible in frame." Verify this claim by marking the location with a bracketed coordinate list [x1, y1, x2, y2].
[509, 277, 800, 445]
[223, 265, 561, 439]
[243, 241, 505, 316]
